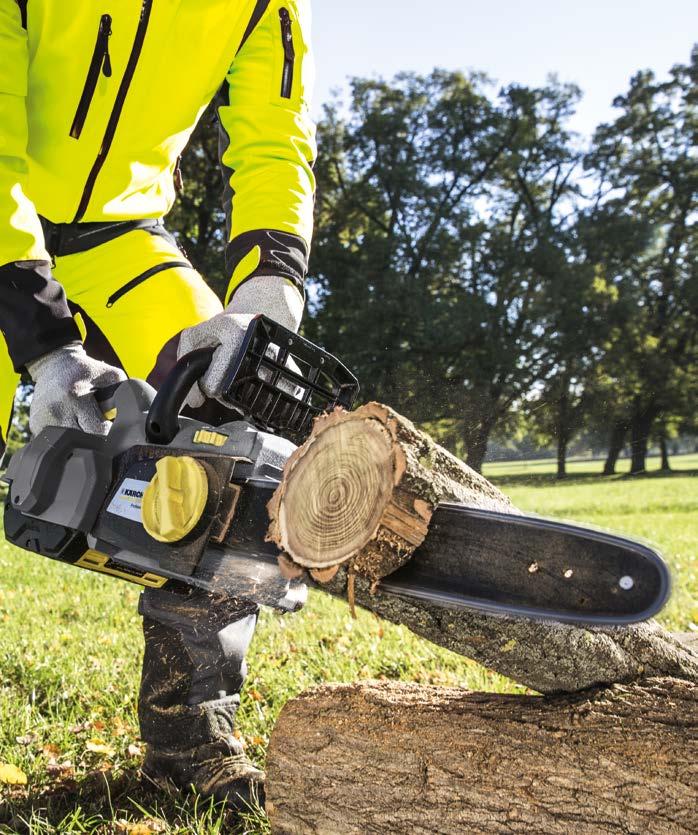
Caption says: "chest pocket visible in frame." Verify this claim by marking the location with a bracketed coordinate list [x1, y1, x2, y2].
[271, 0, 313, 109]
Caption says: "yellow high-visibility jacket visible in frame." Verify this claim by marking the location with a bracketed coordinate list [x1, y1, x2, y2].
[0, 0, 316, 369]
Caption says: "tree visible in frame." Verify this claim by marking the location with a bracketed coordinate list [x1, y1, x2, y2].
[307, 71, 510, 423]
[523, 256, 622, 479]
[308, 71, 587, 472]
[584, 48, 698, 474]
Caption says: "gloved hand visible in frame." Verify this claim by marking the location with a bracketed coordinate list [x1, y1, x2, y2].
[178, 276, 303, 408]
[27, 342, 127, 437]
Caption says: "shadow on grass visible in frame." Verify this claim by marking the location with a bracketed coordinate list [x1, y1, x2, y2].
[490, 468, 698, 489]
[0, 766, 266, 834]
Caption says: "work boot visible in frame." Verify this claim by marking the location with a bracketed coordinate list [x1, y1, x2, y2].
[137, 588, 262, 810]
[143, 734, 265, 810]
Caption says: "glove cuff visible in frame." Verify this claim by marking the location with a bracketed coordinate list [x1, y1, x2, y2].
[225, 275, 304, 333]
[26, 341, 85, 383]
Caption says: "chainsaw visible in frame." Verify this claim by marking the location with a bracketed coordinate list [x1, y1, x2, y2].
[2, 316, 671, 625]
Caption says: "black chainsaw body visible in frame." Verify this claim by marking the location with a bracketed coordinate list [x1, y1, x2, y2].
[3, 317, 356, 609]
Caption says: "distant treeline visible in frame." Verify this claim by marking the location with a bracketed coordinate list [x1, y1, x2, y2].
[166, 47, 697, 478]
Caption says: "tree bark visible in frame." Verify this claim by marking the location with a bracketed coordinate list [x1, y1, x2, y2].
[268, 402, 698, 695]
[266, 677, 698, 835]
[603, 419, 628, 476]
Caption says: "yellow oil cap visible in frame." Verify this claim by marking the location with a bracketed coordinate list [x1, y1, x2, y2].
[142, 456, 208, 543]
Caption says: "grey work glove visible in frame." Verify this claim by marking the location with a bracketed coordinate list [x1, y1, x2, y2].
[27, 342, 127, 437]
[177, 276, 304, 409]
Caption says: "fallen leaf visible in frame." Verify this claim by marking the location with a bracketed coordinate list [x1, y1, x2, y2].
[115, 819, 166, 834]
[86, 738, 115, 757]
[92, 720, 106, 732]
[249, 688, 264, 702]
[15, 734, 36, 746]
[127, 743, 143, 758]
[0, 763, 28, 785]
[112, 717, 135, 737]
[42, 744, 60, 758]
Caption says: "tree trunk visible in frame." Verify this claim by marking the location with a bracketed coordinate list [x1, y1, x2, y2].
[266, 677, 698, 835]
[556, 429, 568, 480]
[660, 434, 671, 471]
[555, 376, 570, 480]
[603, 419, 627, 476]
[629, 404, 657, 475]
[463, 413, 496, 474]
[268, 403, 698, 695]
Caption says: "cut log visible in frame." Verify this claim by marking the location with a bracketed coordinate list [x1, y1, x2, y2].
[267, 402, 698, 694]
[267, 402, 511, 578]
[266, 677, 698, 835]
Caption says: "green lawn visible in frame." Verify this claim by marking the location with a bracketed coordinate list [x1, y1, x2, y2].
[0, 454, 696, 833]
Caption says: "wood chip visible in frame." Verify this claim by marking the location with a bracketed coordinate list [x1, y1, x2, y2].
[310, 565, 340, 584]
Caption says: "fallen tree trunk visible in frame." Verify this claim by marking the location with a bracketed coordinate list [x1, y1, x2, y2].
[267, 403, 698, 694]
[320, 571, 698, 693]
[266, 677, 698, 835]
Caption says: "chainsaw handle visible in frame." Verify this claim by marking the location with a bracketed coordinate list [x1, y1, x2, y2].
[145, 347, 215, 445]
[94, 383, 121, 419]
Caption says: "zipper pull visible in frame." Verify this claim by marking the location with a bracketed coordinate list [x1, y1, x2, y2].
[279, 8, 295, 61]
[100, 15, 113, 77]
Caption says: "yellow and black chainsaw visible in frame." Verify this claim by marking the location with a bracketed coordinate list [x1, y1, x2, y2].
[2, 316, 671, 624]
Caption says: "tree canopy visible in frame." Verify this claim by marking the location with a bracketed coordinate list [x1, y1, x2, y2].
[165, 48, 697, 474]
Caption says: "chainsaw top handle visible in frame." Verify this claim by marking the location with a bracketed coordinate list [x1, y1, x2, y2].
[143, 315, 359, 447]
[145, 347, 215, 444]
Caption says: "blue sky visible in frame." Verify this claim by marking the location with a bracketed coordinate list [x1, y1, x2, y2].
[311, 0, 696, 137]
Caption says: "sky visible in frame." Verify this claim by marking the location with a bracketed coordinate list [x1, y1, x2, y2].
[311, 0, 696, 138]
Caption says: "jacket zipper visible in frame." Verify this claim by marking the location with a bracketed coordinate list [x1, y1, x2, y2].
[106, 261, 192, 308]
[74, 0, 153, 222]
[279, 7, 295, 99]
[70, 14, 113, 140]
[173, 156, 184, 194]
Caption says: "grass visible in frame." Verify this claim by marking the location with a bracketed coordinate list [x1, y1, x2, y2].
[0, 453, 696, 833]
